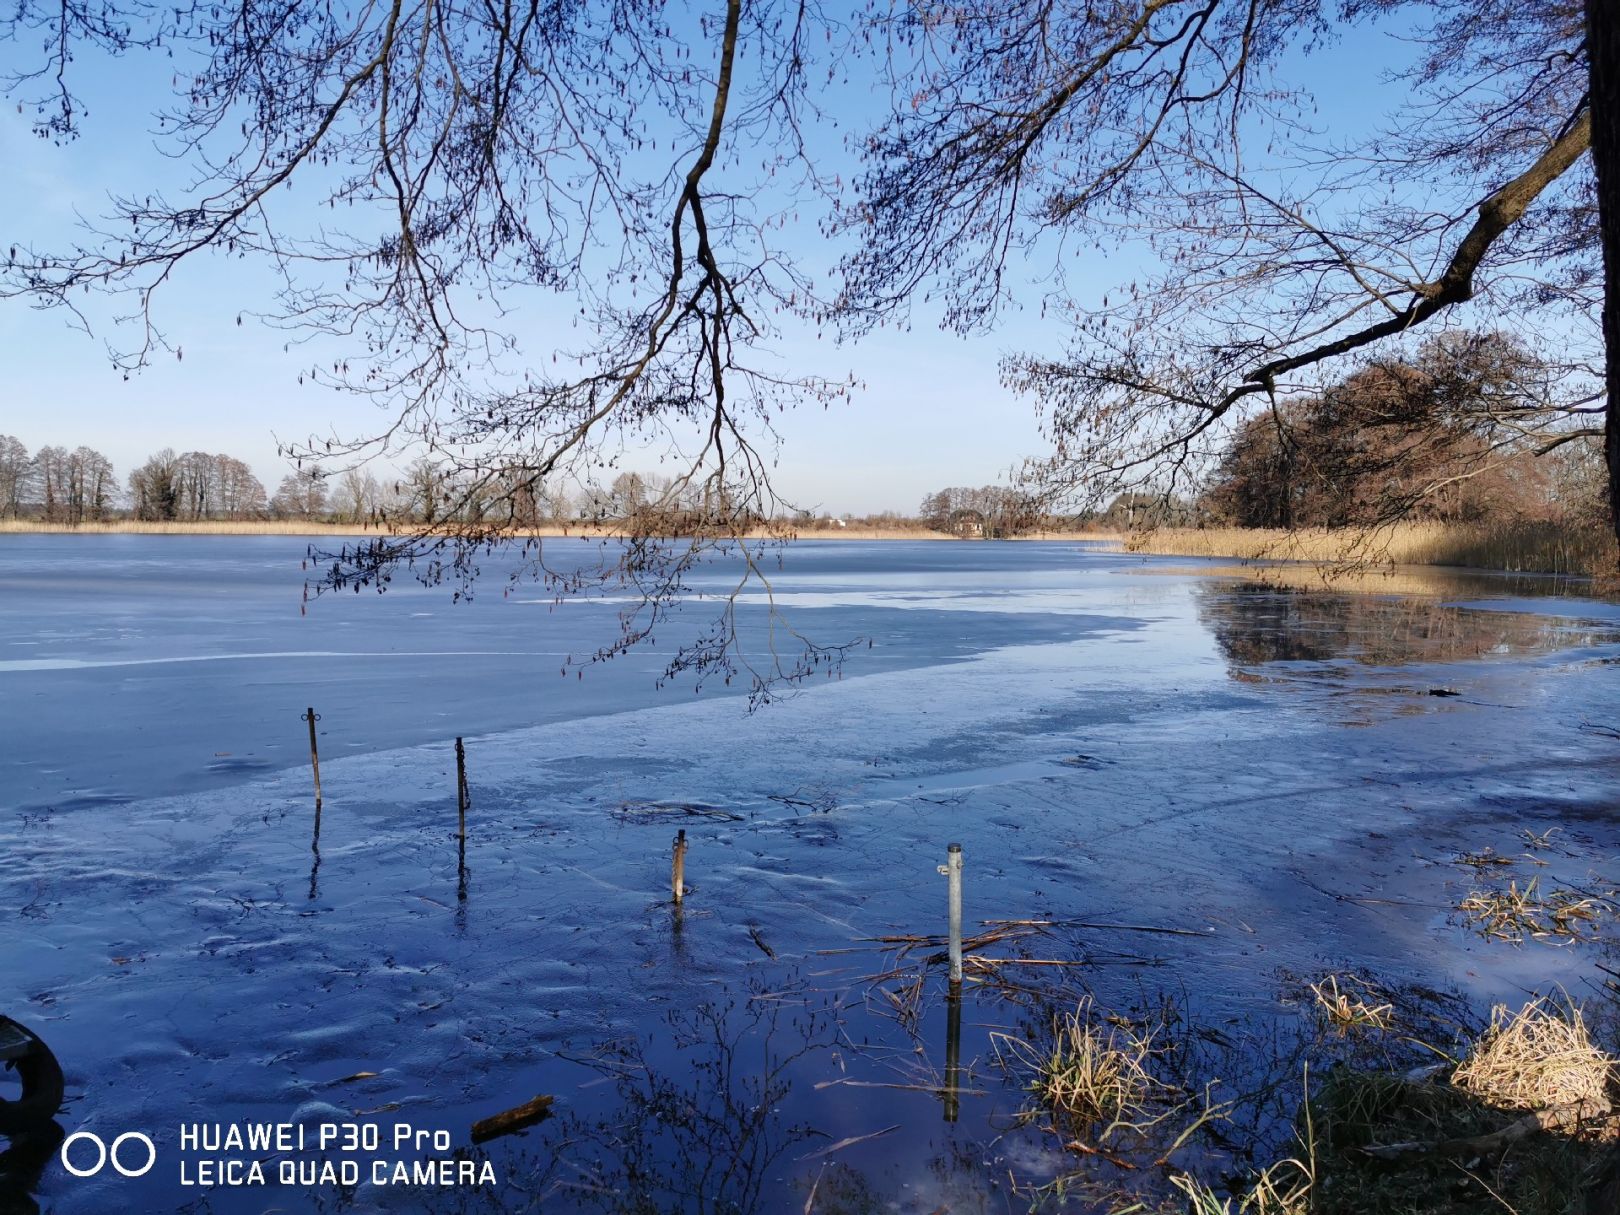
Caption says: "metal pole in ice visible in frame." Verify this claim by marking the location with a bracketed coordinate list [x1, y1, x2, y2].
[672, 829, 688, 905]
[302, 707, 323, 811]
[940, 842, 964, 989]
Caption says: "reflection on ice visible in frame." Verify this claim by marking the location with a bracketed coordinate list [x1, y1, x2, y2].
[1196, 581, 1619, 670]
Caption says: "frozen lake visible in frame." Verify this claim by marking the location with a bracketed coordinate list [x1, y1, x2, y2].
[3, 535, 1619, 1212]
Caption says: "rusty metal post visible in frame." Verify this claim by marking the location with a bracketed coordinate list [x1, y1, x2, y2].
[672, 829, 687, 905]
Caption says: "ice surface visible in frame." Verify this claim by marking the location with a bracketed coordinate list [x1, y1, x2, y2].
[2, 535, 1618, 1212]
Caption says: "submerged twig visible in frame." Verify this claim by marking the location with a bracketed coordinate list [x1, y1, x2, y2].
[981, 918, 1213, 938]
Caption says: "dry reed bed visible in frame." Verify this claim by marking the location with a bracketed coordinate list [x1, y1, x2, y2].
[1128, 521, 1616, 577]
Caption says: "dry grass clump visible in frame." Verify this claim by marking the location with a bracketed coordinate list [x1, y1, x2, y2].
[1171, 1155, 1313, 1215]
[995, 997, 1235, 1208]
[1167, 1071, 1318, 1215]
[1451, 847, 1516, 871]
[1126, 521, 1615, 576]
[1027, 1000, 1158, 1127]
[1457, 877, 1608, 943]
[1296, 1000, 1617, 1213]
[1452, 999, 1613, 1112]
[1309, 975, 1394, 1035]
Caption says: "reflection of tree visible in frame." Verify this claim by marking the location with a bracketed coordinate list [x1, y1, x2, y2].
[384, 984, 834, 1215]
[799, 1145, 1002, 1215]
[1195, 582, 1602, 671]
[554, 984, 830, 1215]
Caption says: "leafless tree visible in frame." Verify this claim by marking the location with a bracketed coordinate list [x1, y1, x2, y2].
[0, 436, 28, 519]
[1204, 333, 1579, 527]
[335, 468, 383, 524]
[610, 472, 651, 520]
[1588, 0, 1620, 538]
[176, 451, 217, 521]
[31, 446, 70, 522]
[392, 457, 448, 526]
[64, 446, 116, 522]
[538, 483, 573, 525]
[0, 439, 113, 521]
[0, 0, 860, 695]
[214, 456, 269, 520]
[128, 449, 182, 521]
[919, 485, 1040, 536]
[270, 469, 329, 520]
[838, 1, 1611, 551]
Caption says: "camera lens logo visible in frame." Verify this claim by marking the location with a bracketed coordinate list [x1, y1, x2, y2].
[60, 1131, 157, 1178]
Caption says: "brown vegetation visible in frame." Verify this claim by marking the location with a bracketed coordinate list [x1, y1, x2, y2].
[1198, 337, 1595, 532]
[1161, 992, 1619, 1215]
[1454, 1000, 1612, 1113]
[1126, 521, 1617, 578]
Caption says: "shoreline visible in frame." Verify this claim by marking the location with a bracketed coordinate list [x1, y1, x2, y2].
[4, 520, 1611, 586]
[0, 520, 1120, 543]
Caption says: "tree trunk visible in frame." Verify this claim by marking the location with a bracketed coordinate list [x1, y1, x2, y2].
[1588, 0, 1620, 555]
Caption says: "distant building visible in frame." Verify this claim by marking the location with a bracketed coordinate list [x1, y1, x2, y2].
[947, 508, 985, 538]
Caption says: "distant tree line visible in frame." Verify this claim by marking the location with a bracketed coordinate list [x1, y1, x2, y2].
[1, 436, 289, 522]
[0, 437, 796, 529]
[364, 461, 766, 532]
[127, 449, 271, 521]
[0, 436, 117, 523]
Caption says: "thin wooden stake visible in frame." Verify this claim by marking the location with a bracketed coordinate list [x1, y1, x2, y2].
[455, 737, 468, 843]
[672, 829, 687, 904]
[302, 707, 323, 811]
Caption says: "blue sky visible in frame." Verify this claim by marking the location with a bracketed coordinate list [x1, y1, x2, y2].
[0, 9, 1427, 515]
[0, 121, 1050, 514]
